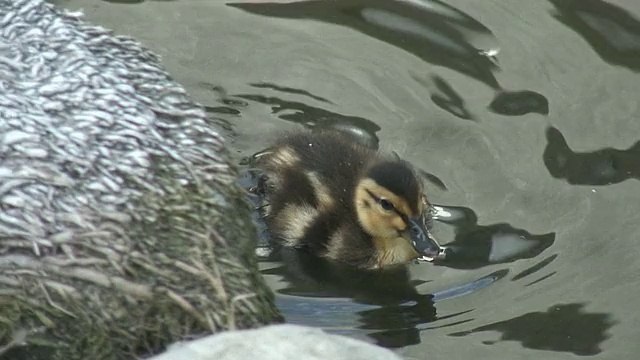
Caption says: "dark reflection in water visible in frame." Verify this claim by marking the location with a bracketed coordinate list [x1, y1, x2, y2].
[543, 126, 640, 185]
[432, 205, 556, 270]
[228, 0, 500, 89]
[262, 247, 439, 348]
[199, 81, 250, 107]
[250, 82, 333, 103]
[227, 0, 549, 117]
[414, 74, 476, 121]
[235, 93, 382, 149]
[417, 168, 448, 191]
[449, 303, 616, 356]
[202, 82, 382, 149]
[202, 106, 237, 136]
[524, 271, 557, 287]
[550, 0, 640, 72]
[264, 248, 431, 303]
[489, 90, 549, 116]
[261, 247, 511, 348]
[511, 254, 558, 281]
[204, 105, 241, 115]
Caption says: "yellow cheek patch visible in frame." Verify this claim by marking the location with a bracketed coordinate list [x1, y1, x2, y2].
[358, 179, 415, 217]
[355, 178, 422, 241]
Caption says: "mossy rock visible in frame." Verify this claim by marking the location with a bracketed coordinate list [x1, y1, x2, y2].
[0, 1, 281, 358]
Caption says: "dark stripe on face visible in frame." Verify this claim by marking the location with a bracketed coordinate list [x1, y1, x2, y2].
[365, 189, 409, 229]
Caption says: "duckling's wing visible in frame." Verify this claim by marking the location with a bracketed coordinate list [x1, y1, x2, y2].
[260, 131, 372, 200]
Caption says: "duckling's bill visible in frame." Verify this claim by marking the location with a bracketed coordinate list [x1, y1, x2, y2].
[406, 216, 445, 262]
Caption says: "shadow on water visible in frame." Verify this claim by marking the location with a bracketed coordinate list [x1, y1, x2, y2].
[487, 90, 549, 116]
[543, 126, 640, 185]
[212, 81, 451, 189]
[202, 81, 383, 150]
[449, 303, 616, 356]
[235, 92, 382, 149]
[550, 0, 640, 72]
[249, 82, 334, 103]
[227, 0, 549, 117]
[511, 254, 558, 284]
[262, 248, 439, 348]
[412, 74, 477, 121]
[431, 205, 556, 270]
[261, 246, 512, 348]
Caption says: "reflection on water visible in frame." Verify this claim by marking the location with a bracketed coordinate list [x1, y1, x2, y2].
[250, 82, 333, 103]
[431, 205, 556, 270]
[262, 248, 438, 348]
[449, 303, 616, 356]
[488, 90, 549, 116]
[413, 74, 476, 121]
[260, 246, 511, 347]
[227, 0, 500, 88]
[235, 92, 382, 149]
[550, 0, 640, 72]
[511, 254, 558, 281]
[227, 0, 549, 117]
[203, 81, 383, 150]
[201, 81, 383, 162]
[543, 126, 640, 186]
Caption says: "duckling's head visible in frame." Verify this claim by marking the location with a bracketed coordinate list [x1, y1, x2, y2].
[355, 160, 442, 266]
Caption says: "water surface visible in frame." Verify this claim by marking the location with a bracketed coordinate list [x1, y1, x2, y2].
[63, 0, 640, 358]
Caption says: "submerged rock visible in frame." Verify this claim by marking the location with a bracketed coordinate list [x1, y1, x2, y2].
[0, 0, 281, 358]
[151, 324, 403, 360]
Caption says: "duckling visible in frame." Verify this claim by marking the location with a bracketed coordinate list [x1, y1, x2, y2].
[254, 129, 442, 270]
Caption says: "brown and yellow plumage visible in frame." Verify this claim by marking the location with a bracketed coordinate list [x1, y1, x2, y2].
[255, 129, 441, 270]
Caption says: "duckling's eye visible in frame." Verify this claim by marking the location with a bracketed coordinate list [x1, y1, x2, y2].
[379, 199, 394, 211]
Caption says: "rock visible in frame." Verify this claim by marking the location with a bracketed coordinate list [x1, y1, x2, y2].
[0, 0, 281, 359]
[150, 324, 403, 360]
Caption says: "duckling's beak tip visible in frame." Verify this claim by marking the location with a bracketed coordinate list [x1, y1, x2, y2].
[407, 216, 444, 262]
[418, 247, 447, 262]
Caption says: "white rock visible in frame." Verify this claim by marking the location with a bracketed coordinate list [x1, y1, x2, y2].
[149, 324, 403, 360]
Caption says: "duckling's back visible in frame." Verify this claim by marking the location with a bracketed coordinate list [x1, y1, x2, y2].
[256, 130, 376, 262]
[258, 130, 375, 206]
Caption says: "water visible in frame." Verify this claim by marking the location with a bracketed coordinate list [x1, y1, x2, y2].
[62, 0, 640, 358]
